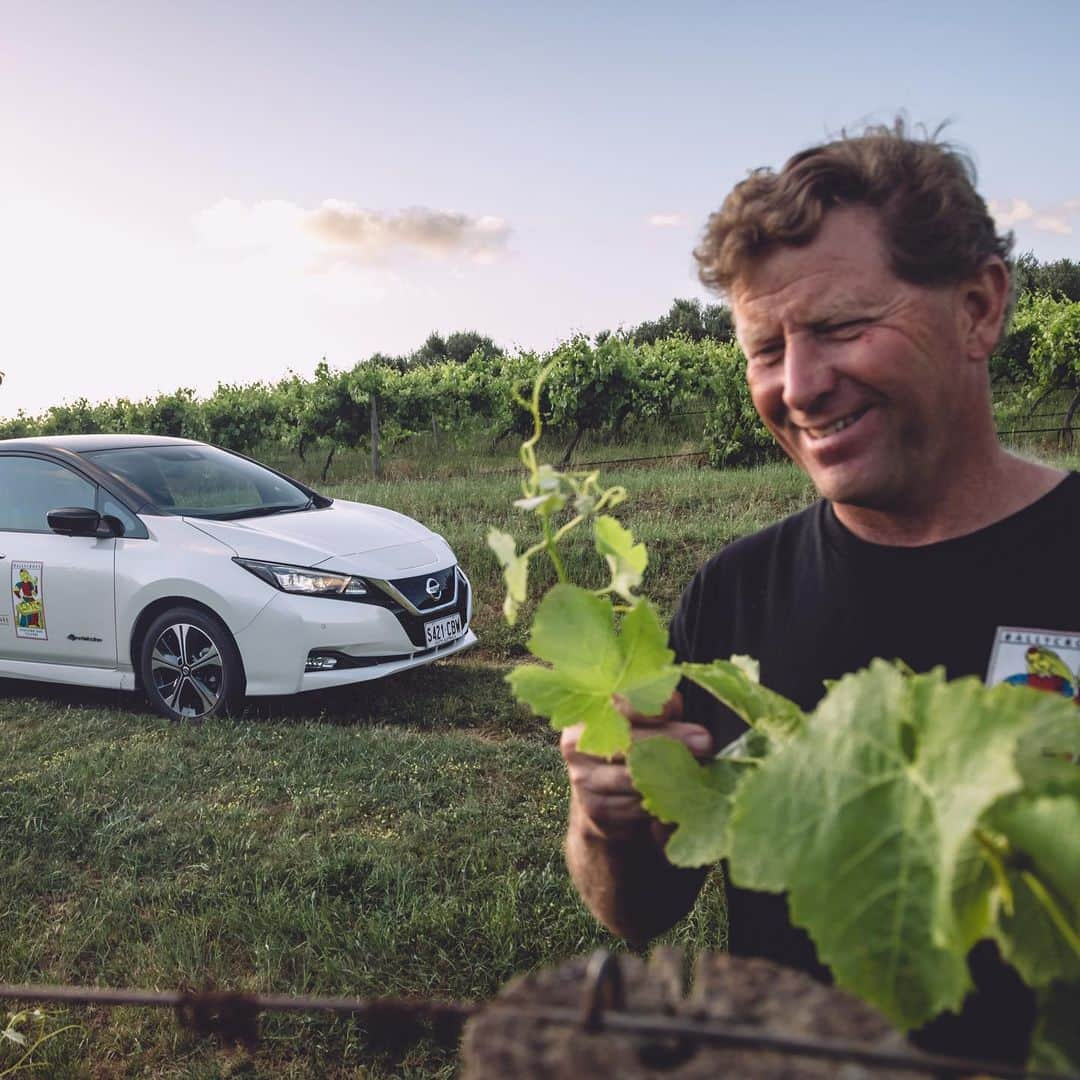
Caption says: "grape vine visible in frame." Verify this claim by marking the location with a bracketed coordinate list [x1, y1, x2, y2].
[489, 369, 1080, 1071]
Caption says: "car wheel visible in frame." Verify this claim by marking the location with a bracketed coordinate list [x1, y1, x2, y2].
[139, 606, 243, 722]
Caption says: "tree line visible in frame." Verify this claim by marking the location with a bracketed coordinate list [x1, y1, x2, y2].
[1, 257, 1078, 473]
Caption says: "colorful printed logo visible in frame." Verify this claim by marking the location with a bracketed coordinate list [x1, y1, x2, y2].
[10, 560, 47, 640]
[1003, 645, 1079, 701]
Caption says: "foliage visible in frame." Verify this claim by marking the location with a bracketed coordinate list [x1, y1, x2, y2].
[492, 371, 1080, 1066]
[0, 335, 719, 464]
[710, 665, 1080, 1030]
[1013, 252, 1080, 303]
[2, 270, 1076, 472]
[701, 342, 783, 467]
[300, 360, 372, 480]
[618, 297, 735, 347]
[992, 260, 1080, 390]
[409, 330, 503, 368]
[1008, 292, 1080, 437]
[202, 381, 281, 456]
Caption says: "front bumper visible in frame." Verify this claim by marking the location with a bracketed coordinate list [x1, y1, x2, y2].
[234, 566, 475, 695]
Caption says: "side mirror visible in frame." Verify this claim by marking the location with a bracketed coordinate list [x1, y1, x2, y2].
[46, 506, 119, 538]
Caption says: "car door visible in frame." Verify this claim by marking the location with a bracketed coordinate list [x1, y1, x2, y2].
[0, 453, 117, 669]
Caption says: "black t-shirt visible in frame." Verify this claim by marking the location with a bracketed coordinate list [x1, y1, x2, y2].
[669, 472, 1080, 1063]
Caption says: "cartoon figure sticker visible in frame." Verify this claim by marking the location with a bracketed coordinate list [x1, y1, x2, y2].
[988, 627, 1080, 764]
[987, 627, 1080, 701]
[11, 561, 47, 640]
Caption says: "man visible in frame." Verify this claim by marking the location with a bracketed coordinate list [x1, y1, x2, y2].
[560, 122, 1080, 1063]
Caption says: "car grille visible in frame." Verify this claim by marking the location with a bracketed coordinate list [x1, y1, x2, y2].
[388, 566, 458, 613]
[362, 567, 471, 650]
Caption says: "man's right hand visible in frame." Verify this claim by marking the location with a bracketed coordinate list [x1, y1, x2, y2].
[560, 689, 714, 839]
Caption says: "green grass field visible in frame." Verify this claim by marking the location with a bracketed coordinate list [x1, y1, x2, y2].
[1, 436, 1075, 1078]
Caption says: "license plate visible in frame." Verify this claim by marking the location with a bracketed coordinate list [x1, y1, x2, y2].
[424, 612, 462, 648]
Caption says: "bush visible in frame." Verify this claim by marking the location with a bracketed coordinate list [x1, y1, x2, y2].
[702, 343, 782, 467]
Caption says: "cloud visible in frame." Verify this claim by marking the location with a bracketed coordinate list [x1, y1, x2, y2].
[647, 213, 684, 228]
[1032, 215, 1074, 237]
[305, 202, 509, 260]
[194, 198, 510, 266]
[989, 197, 1076, 237]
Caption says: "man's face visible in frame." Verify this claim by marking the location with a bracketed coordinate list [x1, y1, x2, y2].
[731, 206, 987, 514]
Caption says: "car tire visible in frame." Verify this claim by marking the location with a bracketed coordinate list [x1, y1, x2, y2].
[138, 606, 243, 722]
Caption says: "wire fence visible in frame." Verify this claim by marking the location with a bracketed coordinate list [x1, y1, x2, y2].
[999, 425, 1077, 437]
[442, 419, 1076, 483]
[2, 957, 1075, 1080]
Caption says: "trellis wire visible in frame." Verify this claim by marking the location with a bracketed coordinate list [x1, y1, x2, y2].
[1, 976, 1075, 1080]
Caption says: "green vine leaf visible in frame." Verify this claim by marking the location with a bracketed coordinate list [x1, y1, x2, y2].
[985, 793, 1080, 987]
[627, 737, 747, 866]
[680, 660, 805, 742]
[950, 836, 997, 952]
[487, 528, 528, 626]
[513, 492, 567, 514]
[593, 514, 647, 601]
[514, 465, 568, 515]
[724, 663, 1031, 1030]
[507, 584, 679, 757]
[1009, 687, 1080, 797]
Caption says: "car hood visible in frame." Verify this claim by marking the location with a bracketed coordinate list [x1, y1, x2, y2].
[185, 499, 452, 576]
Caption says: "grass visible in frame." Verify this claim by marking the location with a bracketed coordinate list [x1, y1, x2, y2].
[3, 453, 787, 1078]
[0, 686, 730, 1078]
[1, 432, 1074, 1077]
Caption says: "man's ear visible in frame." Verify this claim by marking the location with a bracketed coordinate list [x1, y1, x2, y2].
[959, 256, 1011, 363]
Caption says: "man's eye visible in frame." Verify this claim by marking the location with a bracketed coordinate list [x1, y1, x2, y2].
[824, 319, 868, 338]
[752, 344, 784, 364]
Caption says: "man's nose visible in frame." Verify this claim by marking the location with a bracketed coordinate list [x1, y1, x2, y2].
[781, 335, 836, 415]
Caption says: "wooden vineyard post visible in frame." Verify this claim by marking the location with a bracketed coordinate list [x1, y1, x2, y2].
[461, 950, 925, 1079]
[370, 392, 382, 480]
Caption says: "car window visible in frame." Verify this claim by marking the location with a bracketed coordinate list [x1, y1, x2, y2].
[84, 445, 311, 519]
[98, 492, 147, 539]
[0, 456, 97, 532]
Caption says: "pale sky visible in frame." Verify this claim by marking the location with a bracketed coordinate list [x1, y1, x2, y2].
[2, 0, 1078, 418]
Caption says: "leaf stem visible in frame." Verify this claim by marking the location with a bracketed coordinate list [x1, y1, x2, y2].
[542, 512, 568, 583]
[974, 827, 1015, 915]
[1019, 870, 1080, 962]
[0, 1023, 82, 1078]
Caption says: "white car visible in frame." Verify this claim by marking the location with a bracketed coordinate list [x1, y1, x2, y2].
[0, 435, 476, 720]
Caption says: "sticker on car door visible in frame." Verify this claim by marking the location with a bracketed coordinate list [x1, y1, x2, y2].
[11, 561, 47, 640]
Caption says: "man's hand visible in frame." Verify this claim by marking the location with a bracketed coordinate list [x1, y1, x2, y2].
[561, 689, 714, 942]
[560, 690, 714, 839]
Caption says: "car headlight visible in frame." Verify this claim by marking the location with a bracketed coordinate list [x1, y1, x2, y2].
[234, 558, 369, 597]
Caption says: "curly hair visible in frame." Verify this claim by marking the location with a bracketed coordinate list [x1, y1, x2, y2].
[695, 119, 1013, 296]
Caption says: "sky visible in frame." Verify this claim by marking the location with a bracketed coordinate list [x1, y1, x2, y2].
[2, 0, 1078, 418]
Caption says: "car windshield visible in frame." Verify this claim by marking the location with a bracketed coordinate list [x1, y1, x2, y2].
[83, 444, 313, 520]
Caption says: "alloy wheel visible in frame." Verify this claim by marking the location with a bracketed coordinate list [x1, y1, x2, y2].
[150, 621, 225, 719]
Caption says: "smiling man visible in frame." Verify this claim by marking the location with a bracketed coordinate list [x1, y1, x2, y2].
[560, 122, 1080, 1064]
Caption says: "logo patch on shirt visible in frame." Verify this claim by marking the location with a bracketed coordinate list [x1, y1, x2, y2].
[986, 626, 1080, 701]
